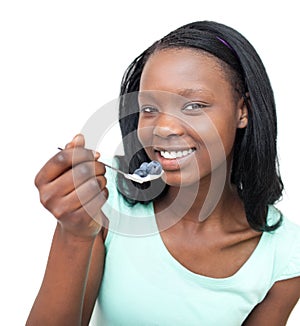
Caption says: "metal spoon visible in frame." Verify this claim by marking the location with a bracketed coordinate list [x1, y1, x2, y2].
[58, 147, 163, 184]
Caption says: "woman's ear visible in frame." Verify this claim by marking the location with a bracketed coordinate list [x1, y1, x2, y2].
[237, 94, 249, 129]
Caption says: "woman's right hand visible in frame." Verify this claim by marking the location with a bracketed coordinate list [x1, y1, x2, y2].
[34, 134, 108, 240]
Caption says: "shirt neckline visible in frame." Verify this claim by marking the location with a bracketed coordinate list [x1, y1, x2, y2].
[150, 201, 271, 287]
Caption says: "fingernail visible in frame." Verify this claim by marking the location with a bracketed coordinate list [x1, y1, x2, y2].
[73, 134, 83, 142]
[92, 150, 100, 160]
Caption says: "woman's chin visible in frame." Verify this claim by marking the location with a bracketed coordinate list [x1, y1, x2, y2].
[162, 171, 202, 188]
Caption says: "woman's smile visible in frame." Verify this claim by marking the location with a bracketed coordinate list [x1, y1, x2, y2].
[157, 147, 195, 159]
[153, 146, 197, 171]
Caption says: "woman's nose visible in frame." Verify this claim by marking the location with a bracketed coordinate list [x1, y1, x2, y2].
[153, 113, 185, 138]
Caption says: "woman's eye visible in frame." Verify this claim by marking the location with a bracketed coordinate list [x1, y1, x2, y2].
[182, 102, 207, 113]
[140, 106, 158, 113]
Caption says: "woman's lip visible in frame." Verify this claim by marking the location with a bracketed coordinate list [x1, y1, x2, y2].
[154, 147, 196, 152]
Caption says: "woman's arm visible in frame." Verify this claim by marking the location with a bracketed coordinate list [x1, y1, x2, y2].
[26, 134, 107, 325]
[26, 224, 105, 326]
[243, 276, 300, 325]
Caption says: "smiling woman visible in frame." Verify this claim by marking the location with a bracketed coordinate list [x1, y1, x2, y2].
[26, 21, 300, 326]
[117, 23, 282, 232]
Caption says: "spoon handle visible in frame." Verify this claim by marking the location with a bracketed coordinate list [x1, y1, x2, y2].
[101, 162, 128, 177]
[57, 147, 128, 176]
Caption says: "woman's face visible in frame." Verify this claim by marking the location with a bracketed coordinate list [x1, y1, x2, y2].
[137, 48, 247, 187]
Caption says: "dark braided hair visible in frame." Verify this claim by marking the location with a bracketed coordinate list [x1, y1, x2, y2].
[116, 20, 283, 232]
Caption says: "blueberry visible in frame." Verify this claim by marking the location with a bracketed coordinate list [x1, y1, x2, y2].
[133, 168, 148, 177]
[146, 161, 162, 175]
[140, 162, 149, 171]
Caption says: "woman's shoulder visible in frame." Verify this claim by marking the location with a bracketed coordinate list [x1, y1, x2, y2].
[266, 205, 300, 282]
[267, 205, 300, 238]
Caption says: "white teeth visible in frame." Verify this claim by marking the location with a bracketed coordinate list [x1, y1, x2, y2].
[160, 148, 194, 159]
[176, 152, 183, 158]
[170, 151, 176, 158]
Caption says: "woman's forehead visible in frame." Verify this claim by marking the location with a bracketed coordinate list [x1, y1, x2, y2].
[140, 48, 231, 95]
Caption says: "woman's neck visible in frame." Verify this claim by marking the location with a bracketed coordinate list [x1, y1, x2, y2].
[154, 164, 247, 232]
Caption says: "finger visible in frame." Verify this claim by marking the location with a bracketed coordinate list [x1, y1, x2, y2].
[65, 134, 85, 149]
[64, 176, 107, 212]
[93, 151, 101, 161]
[72, 161, 106, 189]
[49, 185, 108, 239]
[69, 134, 100, 161]
[54, 188, 108, 225]
[39, 174, 107, 221]
[72, 189, 108, 225]
[48, 161, 106, 196]
[37, 162, 106, 211]
[35, 147, 96, 187]
[65, 134, 100, 160]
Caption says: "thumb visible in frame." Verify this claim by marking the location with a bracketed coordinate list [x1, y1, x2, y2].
[65, 133, 85, 149]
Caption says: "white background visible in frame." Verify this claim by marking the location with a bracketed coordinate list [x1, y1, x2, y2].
[1, 0, 299, 324]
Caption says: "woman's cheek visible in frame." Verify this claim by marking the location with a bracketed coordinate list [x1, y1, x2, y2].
[137, 121, 154, 151]
[193, 123, 231, 171]
[137, 120, 146, 145]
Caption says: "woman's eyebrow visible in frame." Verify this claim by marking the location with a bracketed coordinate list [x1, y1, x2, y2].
[176, 88, 213, 97]
[139, 88, 212, 98]
[138, 88, 214, 104]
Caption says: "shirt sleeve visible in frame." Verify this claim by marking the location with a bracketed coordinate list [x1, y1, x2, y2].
[275, 219, 300, 282]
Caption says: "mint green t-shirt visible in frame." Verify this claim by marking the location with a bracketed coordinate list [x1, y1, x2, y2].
[90, 169, 300, 326]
